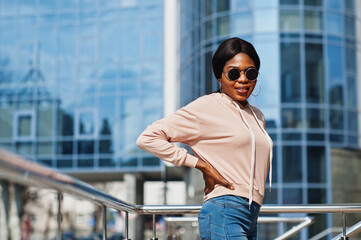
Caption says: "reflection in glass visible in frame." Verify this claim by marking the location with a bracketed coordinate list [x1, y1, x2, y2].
[205, 20, 212, 40]
[283, 146, 302, 182]
[205, 51, 213, 93]
[348, 111, 358, 132]
[57, 159, 72, 168]
[142, 157, 160, 166]
[347, 76, 357, 108]
[58, 26, 76, 59]
[307, 133, 325, 141]
[345, 46, 356, 72]
[254, 10, 277, 33]
[282, 108, 301, 128]
[99, 140, 113, 154]
[121, 96, 140, 155]
[58, 110, 74, 136]
[144, 33, 162, 59]
[57, 141, 73, 155]
[328, 45, 343, 105]
[217, 0, 229, 12]
[329, 109, 343, 130]
[281, 42, 300, 102]
[17, 142, 33, 155]
[263, 188, 277, 204]
[100, 22, 119, 63]
[0, 106, 13, 138]
[283, 188, 302, 204]
[280, 10, 300, 31]
[78, 159, 94, 168]
[326, 13, 342, 35]
[99, 96, 115, 135]
[37, 101, 54, 137]
[306, 43, 324, 103]
[327, 0, 342, 9]
[304, 11, 322, 32]
[121, 22, 140, 60]
[308, 188, 326, 203]
[19, 115, 32, 137]
[330, 134, 343, 143]
[304, 0, 321, 6]
[280, 0, 299, 4]
[205, 0, 212, 16]
[217, 16, 229, 36]
[345, 0, 355, 12]
[79, 112, 94, 135]
[37, 142, 53, 156]
[344, 16, 355, 37]
[307, 108, 324, 128]
[99, 158, 116, 167]
[282, 133, 301, 140]
[120, 63, 140, 79]
[232, 12, 252, 35]
[78, 140, 94, 154]
[307, 146, 325, 183]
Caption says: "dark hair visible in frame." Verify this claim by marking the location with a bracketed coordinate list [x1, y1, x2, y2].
[212, 37, 260, 79]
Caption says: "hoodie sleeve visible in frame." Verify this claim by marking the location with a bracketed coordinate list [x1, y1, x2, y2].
[136, 101, 202, 168]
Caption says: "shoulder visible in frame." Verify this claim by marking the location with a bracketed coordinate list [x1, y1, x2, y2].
[181, 93, 219, 110]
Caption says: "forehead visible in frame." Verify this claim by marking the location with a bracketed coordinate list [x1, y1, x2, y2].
[224, 53, 255, 68]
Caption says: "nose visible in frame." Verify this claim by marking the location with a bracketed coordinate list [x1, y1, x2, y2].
[237, 71, 248, 83]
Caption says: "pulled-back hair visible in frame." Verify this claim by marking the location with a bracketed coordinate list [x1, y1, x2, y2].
[212, 37, 260, 79]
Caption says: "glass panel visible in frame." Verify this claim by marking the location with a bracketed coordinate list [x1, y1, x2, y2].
[37, 142, 53, 156]
[19, 115, 32, 137]
[309, 215, 327, 239]
[57, 160, 73, 168]
[78, 159, 94, 168]
[217, 16, 229, 36]
[99, 96, 115, 136]
[307, 133, 325, 141]
[232, 12, 252, 35]
[345, 0, 355, 12]
[263, 188, 277, 204]
[347, 76, 357, 107]
[283, 146, 302, 182]
[329, 110, 343, 130]
[99, 22, 119, 63]
[78, 140, 94, 154]
[0, 106, 13, 138]
[205, 20, 212, 40]
[304, 0, 322, 6]
[142, 157, 160, 166]
[283, 188, 302, 204]
[344, 16, 355, 37]
[205, 0, 212, 16]
[326, 0, 341, 9]
[205, 52, 213, 93]
[57, 109, 74, 136]
[37, 101, 54, 137]
[80, 38, 96, 62]
[306, 43, 324, 103]
[121, 157, 138, 167]
[120, 21, 140, 61]
[99, 158, 116, 167]
[307, 146, 325, 183]
[143, 61, 162, 79]
[282, 133, 301, 140]
[348, 111, 358, 132]
[307, 108, 324, 128]
[254, 10, 278, 33]
[57, 141, 73, 155]
[17, 142, 33, 156]
[281, 42, 301, 102]
[345, 46, 356, 72]
[282, 108, 301, 128]
[326, 13, 342, 35]
[328, 45, 343, 105]
[233, 0, 251, 8]
[308, 188, 326, 203]
[58, 26, 76, 60]
[304, 11, 323, 32]
[38, 159, 52, 167]
[99, 140, 113, 154]
[330, 134, 343, 142]
[217, 0, 229, 12]
[254, 0, 277, 7]
[79, 112, 94, 135]
[280, 0, 299, 4]
[143, 33, 162, 59]
[280, 10, 300, 31]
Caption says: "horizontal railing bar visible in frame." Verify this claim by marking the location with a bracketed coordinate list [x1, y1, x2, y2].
[163, 216, 313, 224]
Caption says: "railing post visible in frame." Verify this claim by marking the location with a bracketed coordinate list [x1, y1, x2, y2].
[102, 205, 107, 240]
[150, 213, 158, 240]
[123, 211, 131, 240]
[341, 212, 349, 240]
[57, 192, 63, 240]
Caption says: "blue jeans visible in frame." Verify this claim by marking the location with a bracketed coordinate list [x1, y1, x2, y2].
[198, 195, 260, 240]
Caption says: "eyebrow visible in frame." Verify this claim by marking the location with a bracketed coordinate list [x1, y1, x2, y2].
[226, 65, 255, 70]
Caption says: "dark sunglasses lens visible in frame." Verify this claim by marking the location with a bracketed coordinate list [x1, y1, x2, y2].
[246, 69, 258, 80]
[228, 69, 240, 81]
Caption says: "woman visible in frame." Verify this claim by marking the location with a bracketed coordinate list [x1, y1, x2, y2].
[137, 37, 273, 240]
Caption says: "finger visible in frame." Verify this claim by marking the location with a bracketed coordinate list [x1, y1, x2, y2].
[221, 180, 234, 190]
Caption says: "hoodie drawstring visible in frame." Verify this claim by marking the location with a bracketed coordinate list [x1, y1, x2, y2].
[232, 101, 273, 208]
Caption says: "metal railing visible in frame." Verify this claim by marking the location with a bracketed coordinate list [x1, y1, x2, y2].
[1, 148, 361, 240]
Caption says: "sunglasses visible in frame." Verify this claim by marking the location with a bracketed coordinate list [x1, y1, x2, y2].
[223, 68, 259, 81]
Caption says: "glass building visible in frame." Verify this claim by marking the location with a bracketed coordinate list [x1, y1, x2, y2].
[180, 0, 360, 238]
[0, 0, 165, 176]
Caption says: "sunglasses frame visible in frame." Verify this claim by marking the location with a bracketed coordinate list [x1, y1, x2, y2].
[223, 68, 259, 82]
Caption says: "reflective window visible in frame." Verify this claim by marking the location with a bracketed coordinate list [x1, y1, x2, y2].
[18, 115, 32, 137]
[0, 105, 13, 138]
[99, 158, 116, 167]
[304, 0, 322, 6]
[78, 111, 94, 136]
[78, 140, 94, 154]
[283, 146, 302, 182]
[346, 46, 356, 72]
[204, 20, 212, 40]
[121, 22, 141, 60]
[217, 0, 229, 12]
[99, 140, 114, 154]
[306, 43, 324, 103]
[307, 146, 325, 183]
[329, 109, 343, 130]
[100, 22, 119, 63]
[254, 9, 278, 33]
[345, 0, 355, 12]
[280, 10, 300, 31]
[326, 13, 342, 35]
[280, 0, 299, 4]
[344, 16, 355, 37]
[57, 159, 73, 168]
[304, 11, 323, 32]
[57, 109, 74, 136]
[144, 33, 162, 59]
[38, 0, 56, 12]
[232, 12, 252, 35]
[282, 132, 301, 140]
[307, 108, 324, 128]
[330, 134, 343, 143]
[347, 76, 357, 107]
[99, 96, 115, 136]
[205, 52, 213, 93]
[205, 0, 212, 16]
[326, 0, 342, 9]
[78, 159, 94, 168]
[254, 0, 277, 7]
[282, 108, 301, 128]
[327, 45, 343, 105]
[217, 16, 229, 36]
[233, 0, 251, 9]
[281, 42, 301, 102]
[17, 142, 33, 156]
[283, 188, 302, 204]
[37, 101, 54, 137]
[142, 156, 161, 166]
[307, 133, 325, 141]
[348, 111, 358, 132]
[57, 141, 73, 155]
[37, 142, 53, 156]
[263, 188, 277, 204]
[308, 188, 326, 203]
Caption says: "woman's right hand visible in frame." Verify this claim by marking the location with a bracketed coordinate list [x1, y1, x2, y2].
[195, 159, 234, 195]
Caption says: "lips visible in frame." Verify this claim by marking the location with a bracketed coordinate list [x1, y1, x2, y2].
[235, 86, 249, 94]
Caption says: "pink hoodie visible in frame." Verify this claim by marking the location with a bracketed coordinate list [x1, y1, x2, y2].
[137, 92, 273, 206]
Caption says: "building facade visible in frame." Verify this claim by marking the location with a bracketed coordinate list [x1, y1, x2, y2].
[0, 0, 165, 178]
[179, 0, 361, 239]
